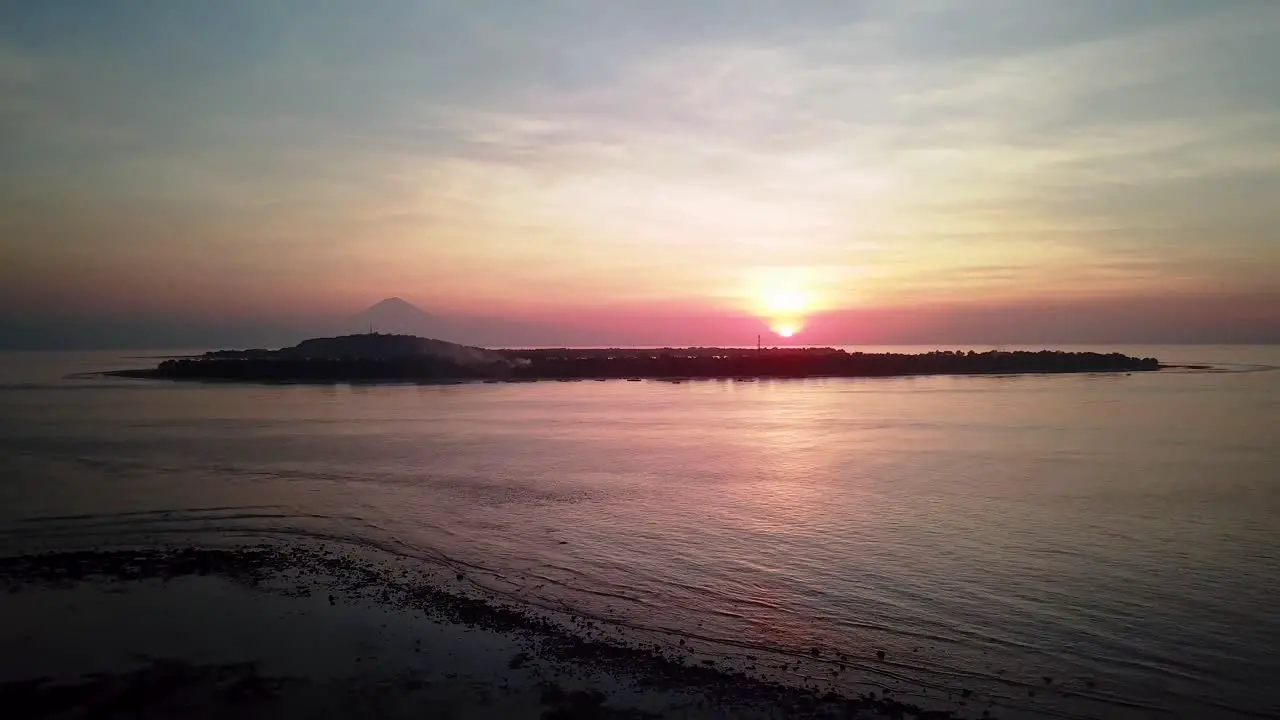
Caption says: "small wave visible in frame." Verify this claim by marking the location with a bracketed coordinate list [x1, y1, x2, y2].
[0, 382, 165, 391]
[520, 571, 647, 605]
[1, 511, 373, 539]
[14, 506, 290, 523]
[1162, 362, 1278, 374]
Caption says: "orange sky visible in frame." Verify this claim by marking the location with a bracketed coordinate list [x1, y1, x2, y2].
[1, 2, 1279, 348]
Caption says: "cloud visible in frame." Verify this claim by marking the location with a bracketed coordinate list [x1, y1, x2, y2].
[0, 42, 36, 88]
[1, 1, 1279, 346]
[395, 6, 1278, 306]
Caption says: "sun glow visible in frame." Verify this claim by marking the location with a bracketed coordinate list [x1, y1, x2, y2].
[755, 285, 813, 341]
[760, 288, 812, 316]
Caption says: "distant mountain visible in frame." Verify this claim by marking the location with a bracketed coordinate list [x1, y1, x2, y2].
[348, 297, 439, 337]
[341, 297, 585, 348]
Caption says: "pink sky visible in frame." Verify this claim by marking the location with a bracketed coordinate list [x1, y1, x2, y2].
[2, 2, 1279, 348]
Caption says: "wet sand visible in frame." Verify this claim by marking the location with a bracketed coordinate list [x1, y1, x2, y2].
[0, 544, 985, 719]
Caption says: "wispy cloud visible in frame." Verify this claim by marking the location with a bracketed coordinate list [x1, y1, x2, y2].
[1, 0, 1278, 345]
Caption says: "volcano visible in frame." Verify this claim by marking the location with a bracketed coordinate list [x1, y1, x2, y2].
[348, 297, 438, 336]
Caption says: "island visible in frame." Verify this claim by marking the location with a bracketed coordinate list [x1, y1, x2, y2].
[106, 333, 1163, 383]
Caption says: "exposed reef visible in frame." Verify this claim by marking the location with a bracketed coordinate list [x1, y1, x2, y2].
[0, 545, 990, 719]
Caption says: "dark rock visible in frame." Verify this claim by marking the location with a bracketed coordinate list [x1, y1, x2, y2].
[539, 681, 567, 705]
[540, 689, 609, 720]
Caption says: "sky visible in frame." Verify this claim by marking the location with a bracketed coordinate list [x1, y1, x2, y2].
[1, 0, 1278, 349]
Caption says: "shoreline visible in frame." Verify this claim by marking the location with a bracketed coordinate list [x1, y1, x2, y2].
[95, 344, 1164, 385]
[0, 544, 989, 719]
[101, 365, 1171, 386]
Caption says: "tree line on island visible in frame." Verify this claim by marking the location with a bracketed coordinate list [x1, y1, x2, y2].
[110, 333, 1163, 383]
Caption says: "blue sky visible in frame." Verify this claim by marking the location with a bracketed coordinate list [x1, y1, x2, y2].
[1, 1, 1278, 347]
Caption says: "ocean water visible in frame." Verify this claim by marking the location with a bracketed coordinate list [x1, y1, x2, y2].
[0, 346, 1277, 718]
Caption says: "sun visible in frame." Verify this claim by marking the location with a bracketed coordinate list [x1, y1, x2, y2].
[754, 285, 812, 341]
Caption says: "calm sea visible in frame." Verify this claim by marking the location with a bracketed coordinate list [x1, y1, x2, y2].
[1, 346, 1277, 718]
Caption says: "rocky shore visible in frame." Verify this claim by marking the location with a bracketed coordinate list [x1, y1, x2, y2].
[0, 544, 991, 719]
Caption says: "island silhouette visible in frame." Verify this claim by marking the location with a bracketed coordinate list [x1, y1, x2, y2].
[110, 331, 1162, 383]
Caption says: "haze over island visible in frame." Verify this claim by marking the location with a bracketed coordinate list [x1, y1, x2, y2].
[2, 1, 1279, 350]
